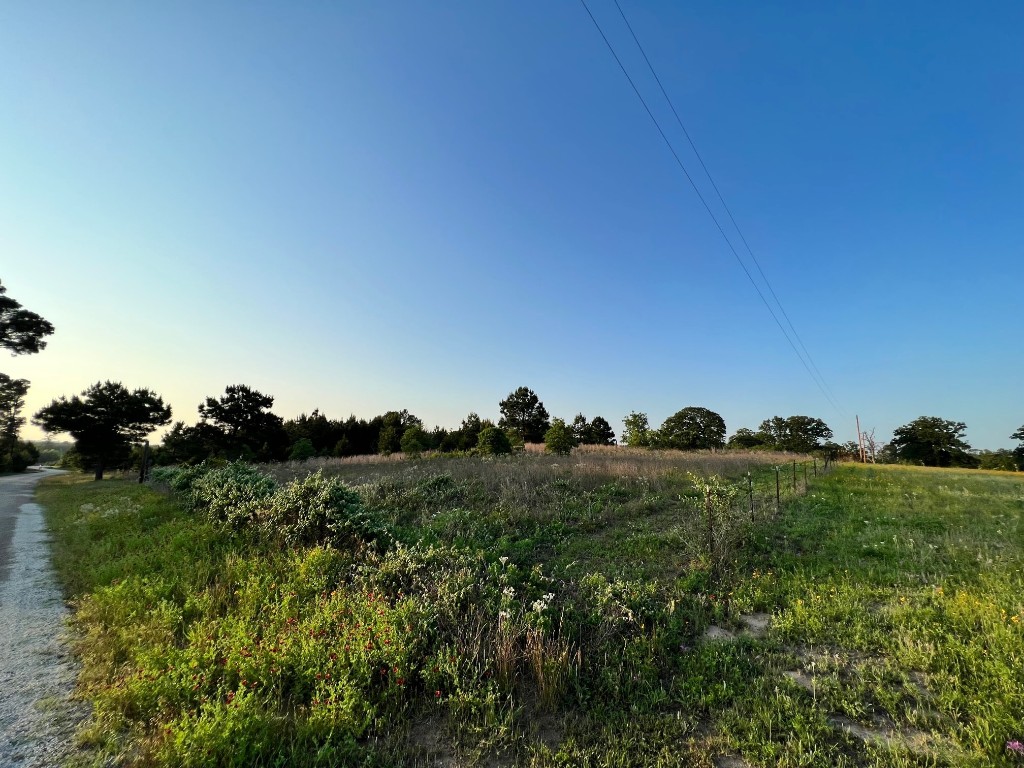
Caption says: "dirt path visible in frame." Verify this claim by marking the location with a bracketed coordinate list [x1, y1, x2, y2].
[0, 470, 85, 767]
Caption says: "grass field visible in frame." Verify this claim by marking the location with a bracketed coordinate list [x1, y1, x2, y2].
[37, 453, 1024, 767]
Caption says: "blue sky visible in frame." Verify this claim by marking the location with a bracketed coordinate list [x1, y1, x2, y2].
[2, 1, 1021, 449]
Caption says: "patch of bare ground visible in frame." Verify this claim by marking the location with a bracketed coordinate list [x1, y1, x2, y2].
[702, 613, 771, 644]
[737, 612, 770, 638]
[828, 714, 936, 751]
[712, 755, 755, 768]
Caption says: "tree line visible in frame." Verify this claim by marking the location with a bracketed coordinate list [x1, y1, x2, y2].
[3, 278, 1022, 477]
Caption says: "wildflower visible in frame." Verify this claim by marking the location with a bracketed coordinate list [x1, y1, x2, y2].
[1007, 740, 1024, 755]
[435, 690, 441, 697]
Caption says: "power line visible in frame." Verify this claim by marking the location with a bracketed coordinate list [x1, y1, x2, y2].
[611, 0, 841, 411]
[578, 0, 843, 414]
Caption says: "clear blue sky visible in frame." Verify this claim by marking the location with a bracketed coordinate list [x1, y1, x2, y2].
[2, 1, 1021, 449]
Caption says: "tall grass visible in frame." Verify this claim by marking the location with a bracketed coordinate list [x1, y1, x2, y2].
[38, 457, 1024, 767]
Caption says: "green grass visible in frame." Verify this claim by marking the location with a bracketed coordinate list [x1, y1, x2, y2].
[37, 458, 1024, 767]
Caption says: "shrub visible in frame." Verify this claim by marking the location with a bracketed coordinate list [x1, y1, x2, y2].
[476, 426, 512, 456]
[261, 471, 390, 549]
[191, 461, 277, 529]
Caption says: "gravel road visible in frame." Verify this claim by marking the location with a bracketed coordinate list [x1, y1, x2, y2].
[0, 469, 86, 767]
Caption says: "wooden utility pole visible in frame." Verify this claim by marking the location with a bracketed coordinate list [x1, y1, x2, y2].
[855, 415, 866, 463]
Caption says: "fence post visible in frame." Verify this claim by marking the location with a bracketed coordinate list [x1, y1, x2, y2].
[792, 460, 797, 491]
[748, 474, 754, 522]
[803, 461, 808, 490]
[705, 489, 714, 576]
[775, 467, 781, 512]
[138, 441, 150, 484]
[814, 458, 817, 477]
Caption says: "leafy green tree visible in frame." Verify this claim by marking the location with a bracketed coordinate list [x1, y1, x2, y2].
[198, 385, 289, 461]
[758, 416, 833, 453]
[377, 425, 398, 456]
[400, 424, 428, 455]
[976, 449, 1017, 472]
[0, 280, 54, 355]
[544, 418, 577, 456]
[456, 412, 485, 451]
[34, 381, 171, 480]
[655, 407, 726, 451]
[889, 416, 976, 467]
[288, 438, 317, 462]
[727, 427, 765, 449]
[498, 387, 550, 443]
[158, 421, 224, 465]
[0, 374, 29, 470]
[476, 425, 512, 455]
[622, 411, 652, 447]
[1013, 425, 1024, 470]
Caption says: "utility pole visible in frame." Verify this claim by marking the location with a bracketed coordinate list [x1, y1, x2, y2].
[855, 415, 866, 463]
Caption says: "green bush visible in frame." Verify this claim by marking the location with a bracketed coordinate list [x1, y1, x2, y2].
[476, 425, 512, 455]
[261, 471, 390, 549]
[191, 462, 277, 529]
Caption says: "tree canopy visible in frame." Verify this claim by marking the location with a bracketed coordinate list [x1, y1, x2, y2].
[198, 385, 289, 461]
[889, 416, 976, 467]
[0, 374, 35, 472]
[656, 407, 726, 451]
[758, 415, 833, 453]
[0, 280, 54, 356]
[621, 411, 652, 447]
[498, 387, 550, 443]
[544, 418, 577, 456]
[571, 413, 616, 446]
[727, 427, 766, 449]
[1013, 425, 1024, 470]
[34, 381, 171, 479]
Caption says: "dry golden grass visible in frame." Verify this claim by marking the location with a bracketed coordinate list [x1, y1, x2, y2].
[263, 445, 806, 490]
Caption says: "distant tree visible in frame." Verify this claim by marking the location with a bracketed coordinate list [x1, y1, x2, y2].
[655, 407, 726, 451]
[758, 416, 833, 453]
[588, 416, 616, 445]
[499, 387, 550, 443]
[889, 416, 977, 468]
[571, 413, 591, 444]
[375, 410, 422, 455]
[976, 449, 1017, 472]
[0, 280, 54, 356]
[198, 385, 289, 461]
[288, 437, 317, 462]
[34, 381, 171, 480]
[727, 427, 765, 450]
[158, 421, 223, 465]
[476, 425, 512, 456]
[544, 418, 577, 456]
[1013, 425, 1024, 471]
[0, 374, 29, 467]
[378, 425, 398, 456]
[283, 410, 341, 456]
[622, 411, 652, 448]
[456, 412, 485, 451]
[400, 424, 428, 456]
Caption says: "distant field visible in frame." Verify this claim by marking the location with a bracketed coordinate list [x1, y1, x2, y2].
[38, 455, 1024, 767]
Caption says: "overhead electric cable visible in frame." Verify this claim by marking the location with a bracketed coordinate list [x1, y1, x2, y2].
[611, 0, 841, 410]
[578, 0, 843, 414]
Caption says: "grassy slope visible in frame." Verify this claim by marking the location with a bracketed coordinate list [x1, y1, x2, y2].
[37, 458, 1024, 767]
